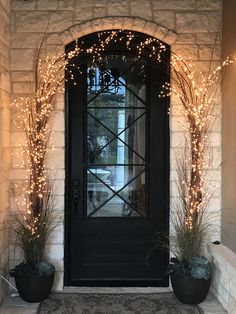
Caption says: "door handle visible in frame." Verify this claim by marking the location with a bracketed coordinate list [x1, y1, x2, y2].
[73, 179, 79, 219]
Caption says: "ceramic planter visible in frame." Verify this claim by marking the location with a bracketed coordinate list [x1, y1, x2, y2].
[171, 272, 211, 304]
[14, 272, 55, 303]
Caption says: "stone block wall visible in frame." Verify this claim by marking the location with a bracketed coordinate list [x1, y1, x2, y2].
[208, 244, 236, 313]
[9, 0, 222, 292]
[0, 0, 11, 304]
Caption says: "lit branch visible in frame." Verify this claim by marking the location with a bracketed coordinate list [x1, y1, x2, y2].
[160, 53, 236, 231]
[12, 30, 167, 242]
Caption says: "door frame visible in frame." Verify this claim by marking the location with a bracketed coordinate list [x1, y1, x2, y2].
[64, 30, 170, 286]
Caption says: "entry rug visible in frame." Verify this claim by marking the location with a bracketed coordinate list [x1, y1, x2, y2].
[38, 293, 200, 314]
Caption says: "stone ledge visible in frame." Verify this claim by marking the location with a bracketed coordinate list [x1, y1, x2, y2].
[208, 243, 236, 313]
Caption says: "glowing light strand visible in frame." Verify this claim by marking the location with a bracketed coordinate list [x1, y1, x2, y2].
[160, 53, 236, 229]
[12, 30, 167, 238]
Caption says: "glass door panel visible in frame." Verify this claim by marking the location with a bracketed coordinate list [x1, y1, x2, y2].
[87, 165, 146, 217]
[86, 54, 147, 218]
[87, 55, 146, 105]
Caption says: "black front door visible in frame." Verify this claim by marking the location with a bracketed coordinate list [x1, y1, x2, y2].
[65, 31, 170, 286]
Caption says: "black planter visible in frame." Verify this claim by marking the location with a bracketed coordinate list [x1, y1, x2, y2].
[15, 273, 54, 303]
[171, 273, 211, 304]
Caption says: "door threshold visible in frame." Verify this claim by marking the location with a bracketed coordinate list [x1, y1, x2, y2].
[62, 287, 172, 294]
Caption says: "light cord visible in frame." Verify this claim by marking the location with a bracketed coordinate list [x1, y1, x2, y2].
[0, 275, 17, 291]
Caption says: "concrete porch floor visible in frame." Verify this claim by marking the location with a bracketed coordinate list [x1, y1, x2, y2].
[0, 288, 227, 314]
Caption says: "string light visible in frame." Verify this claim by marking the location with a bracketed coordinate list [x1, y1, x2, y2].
[12, 30, 167, 238]
[13, 29, 234, 236]
[160, 53, 236, 229]
[11, 28, 236, 239]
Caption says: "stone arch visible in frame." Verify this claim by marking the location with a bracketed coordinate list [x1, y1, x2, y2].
[59, 17, 177, 46]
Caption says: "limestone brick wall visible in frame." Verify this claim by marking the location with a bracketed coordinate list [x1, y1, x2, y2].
[9, 0, 222, 292]
[208, 244, 236, 313]
[0, 0, 11, 304]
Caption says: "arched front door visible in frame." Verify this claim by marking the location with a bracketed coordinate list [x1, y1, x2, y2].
[65, 30, 170, 286]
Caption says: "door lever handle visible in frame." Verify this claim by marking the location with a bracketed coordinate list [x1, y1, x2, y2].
[73, 179, 79, 219]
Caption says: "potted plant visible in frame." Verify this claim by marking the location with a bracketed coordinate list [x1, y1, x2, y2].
[8, 37, 66, 303]
[166, 188, 213, 304]
[159, 54, 235, 304]
[9, 193, 58, 302]
[162, 149, 213, 304]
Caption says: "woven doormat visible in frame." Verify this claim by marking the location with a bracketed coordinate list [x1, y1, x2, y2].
[38, 293, 200, 314]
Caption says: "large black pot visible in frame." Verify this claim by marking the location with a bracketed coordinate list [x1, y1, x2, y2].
[15, 273, 54, 303]
[171, 273, 211, 304]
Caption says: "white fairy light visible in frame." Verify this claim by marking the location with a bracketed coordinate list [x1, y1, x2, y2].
[12, 30, 167, 235]
[160, 53, 236, 229]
